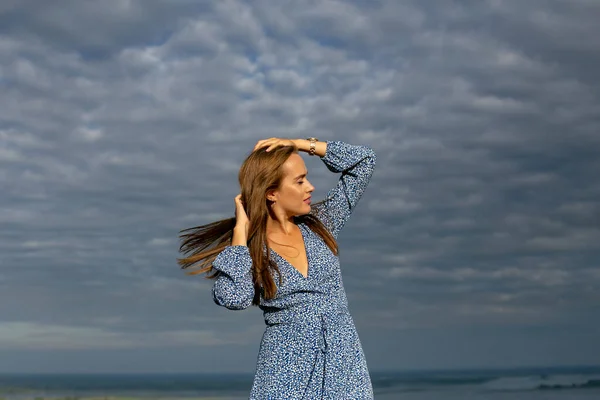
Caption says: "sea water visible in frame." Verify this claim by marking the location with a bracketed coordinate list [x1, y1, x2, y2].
[1, 366, 599, 399]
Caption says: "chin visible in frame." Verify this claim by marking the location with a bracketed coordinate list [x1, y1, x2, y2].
[294, 206, 311, 216]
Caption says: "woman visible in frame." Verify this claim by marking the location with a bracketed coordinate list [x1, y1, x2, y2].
[178, 137, 376, 399]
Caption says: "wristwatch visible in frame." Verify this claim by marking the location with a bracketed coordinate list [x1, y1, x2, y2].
[306, 137, 318, 156]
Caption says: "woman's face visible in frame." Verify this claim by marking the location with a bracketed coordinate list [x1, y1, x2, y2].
[269, 153, 315, 217]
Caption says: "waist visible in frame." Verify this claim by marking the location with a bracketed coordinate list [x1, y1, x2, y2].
[262, 303, 350, 326]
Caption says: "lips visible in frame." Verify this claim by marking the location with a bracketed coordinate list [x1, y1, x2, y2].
[304, 197, 312, 204]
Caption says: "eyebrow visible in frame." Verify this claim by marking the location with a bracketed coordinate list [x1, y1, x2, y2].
[294, 172, 307, 180]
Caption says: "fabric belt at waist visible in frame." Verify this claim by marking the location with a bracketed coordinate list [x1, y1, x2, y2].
[263, 306, 350, 354]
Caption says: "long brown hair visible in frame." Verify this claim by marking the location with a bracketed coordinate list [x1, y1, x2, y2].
[177, 145, 338, 305]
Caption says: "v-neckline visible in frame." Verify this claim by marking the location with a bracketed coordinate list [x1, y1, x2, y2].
[269, 223, 310, 279]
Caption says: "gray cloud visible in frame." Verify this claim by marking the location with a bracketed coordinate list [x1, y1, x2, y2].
[1, 0, 599, 372]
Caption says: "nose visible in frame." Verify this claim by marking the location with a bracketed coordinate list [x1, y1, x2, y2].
[307, 179, 315, 193]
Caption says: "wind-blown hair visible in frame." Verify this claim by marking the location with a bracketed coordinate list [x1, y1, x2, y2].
[177, 145, 338, 304]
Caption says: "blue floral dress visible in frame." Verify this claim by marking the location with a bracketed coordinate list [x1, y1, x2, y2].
[212, 141, 376, 399]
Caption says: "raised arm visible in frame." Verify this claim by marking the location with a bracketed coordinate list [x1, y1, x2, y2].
[212, 245, 254, 310]
[311, 141, 377, 238]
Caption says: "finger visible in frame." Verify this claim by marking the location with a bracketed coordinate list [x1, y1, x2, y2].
[262, 139, 286, 152]
[255, 138, 280, 148]
[254, 139, 275, 151]
[266, 141, 286, 152]
[254, 138, 271, 146]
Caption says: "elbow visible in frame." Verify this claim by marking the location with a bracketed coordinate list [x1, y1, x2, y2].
[214, 294, 253, 310]
[365, 146, 377, 167]
[212, 285, 253, 310]
[359, 146, 377, 177]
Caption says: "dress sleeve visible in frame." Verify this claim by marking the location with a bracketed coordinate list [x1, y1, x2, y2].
[312, 140, 377, 238]
[211, 245, 255, 310]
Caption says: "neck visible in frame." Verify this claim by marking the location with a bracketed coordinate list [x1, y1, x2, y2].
[266, 211, 297, 236]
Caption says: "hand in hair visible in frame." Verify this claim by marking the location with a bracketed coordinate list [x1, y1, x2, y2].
[233, 194, 250, 242]
[253, 138, 297, 153]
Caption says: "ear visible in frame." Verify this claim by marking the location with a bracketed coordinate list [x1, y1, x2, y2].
[266, 189, 277, 202]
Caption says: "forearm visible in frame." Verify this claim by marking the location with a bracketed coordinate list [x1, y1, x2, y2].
[293, 139, 327, 157]
[231, 225, 247, 246]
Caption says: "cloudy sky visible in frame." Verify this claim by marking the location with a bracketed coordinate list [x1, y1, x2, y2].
[1, 0, 599, 374]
